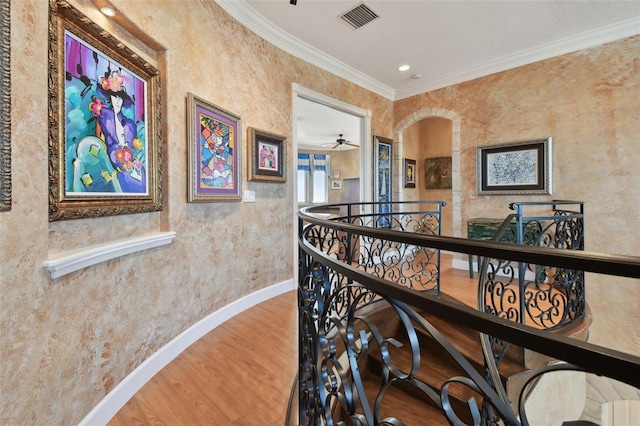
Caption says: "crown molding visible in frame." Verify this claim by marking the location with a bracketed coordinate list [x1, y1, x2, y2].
[395, 16, 640, 100]
[217, 1, 639, 102]
[216, 0, 396, 100]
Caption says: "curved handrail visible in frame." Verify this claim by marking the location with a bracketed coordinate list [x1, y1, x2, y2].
[297, 202, 640, 425]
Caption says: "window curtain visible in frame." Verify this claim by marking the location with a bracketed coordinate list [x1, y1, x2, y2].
[297, 153, 310, 171]
[312, 154, 326, 171]
[297, 153, 326, 171]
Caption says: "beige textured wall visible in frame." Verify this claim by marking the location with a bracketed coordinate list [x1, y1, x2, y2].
[419, 118, 453, 237]
[395, 35, 640, 355]
[1, 1, 392, 424]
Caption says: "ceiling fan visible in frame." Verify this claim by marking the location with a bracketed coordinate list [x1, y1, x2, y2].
[321, 134, 359, 150]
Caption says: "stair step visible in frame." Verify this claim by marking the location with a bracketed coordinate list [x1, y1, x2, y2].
[359, 372, 463, 425]
[360, 292, 527, 417]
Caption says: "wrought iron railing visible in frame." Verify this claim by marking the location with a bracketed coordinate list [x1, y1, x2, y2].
[479, 200, 585, 329]
[296, 201, 640, 425]
[302, 201, 445, 295]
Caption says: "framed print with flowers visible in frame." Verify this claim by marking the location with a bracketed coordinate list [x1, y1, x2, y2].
[247, 127, 286, 183]
[187, 93, 242, 202]
[48, 0, 162, 221]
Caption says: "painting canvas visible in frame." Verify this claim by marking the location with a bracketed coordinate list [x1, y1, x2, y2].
[188, 93, 241, 201]
[48, 0, 162, 220]
[247, 127, 286, 183]
[404, 158, 416, 188]
[424, 157, 452, 189]
[373, 136, 392, 228]
[477, 137, 552, 195]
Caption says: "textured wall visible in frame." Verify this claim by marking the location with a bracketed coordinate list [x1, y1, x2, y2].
[2, 1, 638, 424]
[395, 35, 640, 355]
[0, 0, 391, 424]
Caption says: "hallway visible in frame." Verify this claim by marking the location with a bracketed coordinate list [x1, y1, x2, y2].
[108, 290, 298, 425]
[108, 255, 477, 425]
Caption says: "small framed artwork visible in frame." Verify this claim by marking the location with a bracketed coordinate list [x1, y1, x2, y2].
[477, 137, 552, 195]
[332, 180, 342, 190]
[0, 0, 10, 212]
[404, 158, 416, 188]
[187, 93, 242, 202]
[425, 157, 452, 189]
[48, 0, 162, 220]
[247, 127, 286, 183]
[332, 170, 340, 179]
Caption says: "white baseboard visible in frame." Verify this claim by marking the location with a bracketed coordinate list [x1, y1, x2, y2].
[79, 279, 296, 426]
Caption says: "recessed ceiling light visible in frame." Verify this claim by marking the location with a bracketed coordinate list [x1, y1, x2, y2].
[398, 64, 410, 72]
[100, 6, 116, 17]
[411, 74, 422, 80]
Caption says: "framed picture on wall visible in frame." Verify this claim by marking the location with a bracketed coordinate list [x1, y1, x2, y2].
[373, 136, 393, 228]
[404, 158, 416, 188]
[425, 157, 452, 189]
[247, 127, 286, 183]
[477, 137, 552, 195]
[48, 0, 162, 220]
[187, 93, 242, 202]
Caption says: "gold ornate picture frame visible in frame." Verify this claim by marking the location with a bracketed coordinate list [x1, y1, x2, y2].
[48, 0, 162, 220]
[0, 0, 10, 212]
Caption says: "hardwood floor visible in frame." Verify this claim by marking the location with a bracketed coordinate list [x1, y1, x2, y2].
[108, 256, 478, 425]
[108, 291, 299, 426]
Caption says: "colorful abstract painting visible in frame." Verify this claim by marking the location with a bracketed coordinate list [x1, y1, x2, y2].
[64, 32, 149, 195]
[187, 93, 241, 201]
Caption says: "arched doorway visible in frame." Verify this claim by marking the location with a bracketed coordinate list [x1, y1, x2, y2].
[393, 108, 461, 239]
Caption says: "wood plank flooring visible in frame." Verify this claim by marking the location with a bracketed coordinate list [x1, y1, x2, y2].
[107, 256, 478, 425]
[108, 290, 299, 426]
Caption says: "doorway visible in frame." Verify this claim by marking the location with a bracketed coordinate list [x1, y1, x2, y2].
[292, 84, 372, 282]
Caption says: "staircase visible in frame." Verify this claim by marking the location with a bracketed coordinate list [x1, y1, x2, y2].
[323, 293, 592, 425]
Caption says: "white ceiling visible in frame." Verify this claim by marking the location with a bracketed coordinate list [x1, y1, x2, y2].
[217, 0, 640, 149]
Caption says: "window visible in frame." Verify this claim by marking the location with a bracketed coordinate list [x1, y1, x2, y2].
[297, 153, 330, 204]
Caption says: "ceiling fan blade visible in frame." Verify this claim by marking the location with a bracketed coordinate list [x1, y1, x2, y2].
[332, 143, 340, 149]
[345, 142, 359, 148]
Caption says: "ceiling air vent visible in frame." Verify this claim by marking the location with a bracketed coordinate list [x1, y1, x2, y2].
[340, 3, 379, 29]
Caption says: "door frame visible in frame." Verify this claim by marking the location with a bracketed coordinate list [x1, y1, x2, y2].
[292, 84, 372, 285]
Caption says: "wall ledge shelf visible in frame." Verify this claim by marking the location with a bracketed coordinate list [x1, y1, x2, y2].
[43, 231, 176, 279]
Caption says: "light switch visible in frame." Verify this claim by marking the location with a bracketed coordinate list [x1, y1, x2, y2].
[243, 190, 256, 202]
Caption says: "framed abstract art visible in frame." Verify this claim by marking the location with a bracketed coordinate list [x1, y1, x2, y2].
[477, 137, 552, 195]
[48, 0, 162, 220]
[187, 93, 242, 202]
[247, 127, 286, 183]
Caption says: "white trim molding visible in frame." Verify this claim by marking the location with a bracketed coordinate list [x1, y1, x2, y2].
[216, 0, 395, 100]
[79, 279, 296, 426]
[43, 231, 177, 279]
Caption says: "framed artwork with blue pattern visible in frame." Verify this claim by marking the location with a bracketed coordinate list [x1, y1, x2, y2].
[477, 137, 552, 195]
[373, 135, 393, 228]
